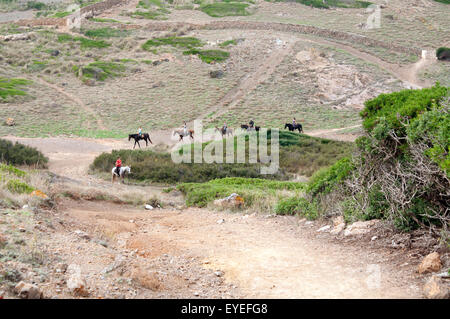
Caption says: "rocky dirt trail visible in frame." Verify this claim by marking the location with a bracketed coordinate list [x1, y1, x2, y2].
[1, 136, 425, 298]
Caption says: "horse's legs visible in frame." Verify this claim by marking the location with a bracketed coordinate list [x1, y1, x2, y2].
[133, 139, 136, 149]
[137, 140, 141, 148]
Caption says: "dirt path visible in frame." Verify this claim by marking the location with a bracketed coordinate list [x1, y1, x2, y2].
[202, 39, 298, 122]
[3, 136, 423, 298]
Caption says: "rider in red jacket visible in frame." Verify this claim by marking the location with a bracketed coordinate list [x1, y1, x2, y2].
[115, 157, 122, 176]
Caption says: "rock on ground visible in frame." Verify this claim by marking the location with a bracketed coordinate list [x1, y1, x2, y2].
[344, 220, 380, 237]
[14, 281, 43, 299]
[418, 252, 442, 274]
[66, 264, 89, 297]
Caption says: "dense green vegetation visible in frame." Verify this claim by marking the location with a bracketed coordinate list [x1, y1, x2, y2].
[91, 131, 352, 186]
[436, 47, 450, 59]
[0, 78, 31, 100]
[183, 49, 230, 63]
[142, 36, 204, 50]
[295, 84, 449, 236]
[91, 149, 285, 184]
[199, 2, 251, 17]
[75, 61, 126, 81]
[219, 39, 238, 47]
[0, 139, 48, 167]
[178, 177, 304, 208]
[6, 179, 35, 194]
[433, 0, 450, 4]
[90, 17, 121, 23]
[57, 33, 111, 49]
[130, 9, 168, 20]
[82, 27, 131, 38]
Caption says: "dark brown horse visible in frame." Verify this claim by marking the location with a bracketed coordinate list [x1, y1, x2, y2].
[128, 133, 152, 149]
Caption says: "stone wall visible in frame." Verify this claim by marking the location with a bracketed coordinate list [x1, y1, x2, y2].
[142, 21, 422, 57]
[12, 18, 67, 27]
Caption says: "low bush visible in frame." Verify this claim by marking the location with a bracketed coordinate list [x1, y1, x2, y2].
[177, 177, 304, 208]
[130, 10, 168, 20]
[91, 131, 352, 183]
[58, 33, 111, 49]
[6, 179, 34, 194]
[274, 197, 318, 219]
[142, 36, 203, 50]
[26, 1, 46, 10]
[0, 77, 31, 100]
[199, 2, 251, 17]
[78, 61, 126, 81]
[91, 149, 285, 184]
[183, 49, 230, 63]
[306, 157, 354, 197]
[82, 27, 130, 38]
[0, 139, 48, 168]
[0, 163, 26, 177]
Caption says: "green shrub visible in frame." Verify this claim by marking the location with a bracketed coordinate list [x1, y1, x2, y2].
[178, 177, 304, 208]
[393, 198, 442, 232]
[199, 2, 251, 17]
[142, 36, 203, 50]
[80, 61, 126, 81]
[90, 17, 121, 23]
[219, 39, 238, 47]
[26, 1, 46, 10]
[406, 101, 450, 175]
[307, 157, 354, 197]
[53, 11, 71, 18]
[130, 10, 168, 20]
[0, 78, 31, 100]
[360, 84, 448, 136]
[183, 49, 230, 63]
[275, 197, 318, 219]
[57, 33, 111, 49]
[6, 179, 35, 194]
[0, 139, 48, 167]
[0, 163, 26, 177]
[91, 149, 284, 184]
[82, 27, 130, 38]
[433, 0, 450, 4]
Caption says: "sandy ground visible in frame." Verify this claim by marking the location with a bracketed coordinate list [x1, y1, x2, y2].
[1, 135, 425, 298]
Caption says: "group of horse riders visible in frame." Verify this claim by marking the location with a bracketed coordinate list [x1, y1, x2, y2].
[115, 118, 301, 176]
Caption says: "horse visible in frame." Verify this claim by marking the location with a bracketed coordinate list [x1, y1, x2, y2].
[284, 123, 303, 133]
[215, 126, 233, 137]
[128, 133, 152, 149]
[240, 124, 260, 132]
[112, 166, 131, 184]
[173, 129, 194, 141]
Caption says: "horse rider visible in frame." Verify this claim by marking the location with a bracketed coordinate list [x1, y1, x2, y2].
[249, 119, 254, 129]
[223, 122, 228, 134]
[293, 117, 297, 127]
[183, 121, 187, 136]
[115, 156, 122, 176]
[138, 126, 142, 138]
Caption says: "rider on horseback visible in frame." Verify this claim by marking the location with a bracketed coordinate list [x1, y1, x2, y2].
[293, 117, 296, 127]
[183, 121, 187, 136]
[115, 157, 122, 176]
[223, 122, 227, 134]
[138, 126, 142, 138]
[249, 119, 254, 129]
